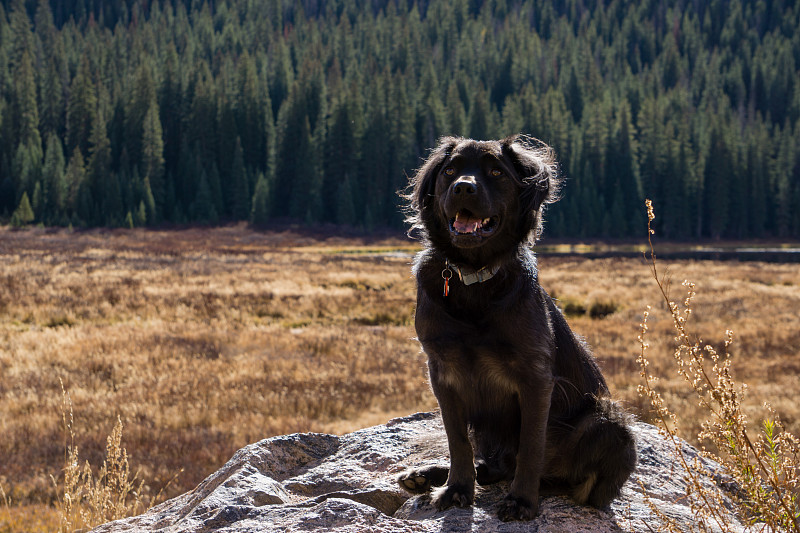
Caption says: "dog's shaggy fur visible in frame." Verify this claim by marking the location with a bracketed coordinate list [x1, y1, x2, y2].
[398, 135, 637, 521]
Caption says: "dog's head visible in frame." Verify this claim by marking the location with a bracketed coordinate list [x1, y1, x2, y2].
[405, 135, 561, 261]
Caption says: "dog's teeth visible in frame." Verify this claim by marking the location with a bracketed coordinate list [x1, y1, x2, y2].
[483, 218, 490, 224]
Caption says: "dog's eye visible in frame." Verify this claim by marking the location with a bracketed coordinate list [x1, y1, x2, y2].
[490, 169, 503, 177]
[444, 167, 455, 176]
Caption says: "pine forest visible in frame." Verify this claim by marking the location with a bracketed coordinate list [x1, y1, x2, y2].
[1, 0, 799, 239]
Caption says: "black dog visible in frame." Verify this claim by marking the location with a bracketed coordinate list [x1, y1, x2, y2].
[398, 135, 636, 521]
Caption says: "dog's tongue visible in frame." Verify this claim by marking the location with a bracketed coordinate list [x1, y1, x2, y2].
[454, 211, 482, 233]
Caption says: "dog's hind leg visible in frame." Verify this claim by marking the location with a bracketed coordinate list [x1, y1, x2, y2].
[546, 398, 636, 509]
[397, 465, 449, 493]
[564, 398, 637, 508]
[588, 399, 637, 508]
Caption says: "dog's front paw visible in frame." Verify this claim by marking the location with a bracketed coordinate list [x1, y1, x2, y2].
[432, 484, 474, 510]
[497, 494, 538, 521]
[397, 470, 432, 493]
[397, 465, 449, 494]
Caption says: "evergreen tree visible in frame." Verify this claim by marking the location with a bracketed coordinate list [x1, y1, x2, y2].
[273, 76, 321, 221]
[416, 64, 448, 149]
[12, 139, 42, 203]
[41, 131, 66, 224]
[64, 148, 86, 214]
[15, 49, 41, 151]
[637, 96, 667, 234]
[175, 139, 197, 214]
[359, 81, 391, 228]
[190, 168, 218, 224]
[250, 171, 270, 225]
[217, 102, 238, 216]
[565, 67, 584, 123]
[468, 87, 493, 140]
[335, 173, 357, 226]
[66, 56, 97, 157]
[31, 180, 41, 219]
[727, 138, 748, 239]
[39, 58, 64, 138]
[659, 130, 687, 239]
[230, 137, 250, 220]
[744, 130, 769, 237]
[142, 176, 156, 225]
[35, 0, 64, 137]
[582, 96, 610, 202]
[445, 83, 467, 137]
[104, 172, 123, 227]
[84, 109, 112, 225]
[772, 125, 795, 237]
[125, 63, 157, 172]
[135, 200, 147, 227]
[159, 42, 183, 188]
[236, 51, 269, 173]
[8, 0, 32, 73]
[268, 40, 294, 119]
[703, 127, 731, 239]
[386, 74, 416, 226]
[10, 191, 34, 226]
[34, 0, 57, 54]
[184, 61, 219, 188]
[322, 97, 358, 223]
[141, 96, 165, 218]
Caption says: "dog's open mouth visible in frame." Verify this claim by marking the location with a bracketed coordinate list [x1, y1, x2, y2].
[449, 210, 500, 236]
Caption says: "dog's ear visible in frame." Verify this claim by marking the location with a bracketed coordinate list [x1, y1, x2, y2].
[404, 136, 460, 236]
[501, 135, 562, 240]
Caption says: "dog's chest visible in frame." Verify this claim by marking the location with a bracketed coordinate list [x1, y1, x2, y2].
[414, 260, 552, 395]
[418, 309, 543, 396]
[439, 348, 520, 397]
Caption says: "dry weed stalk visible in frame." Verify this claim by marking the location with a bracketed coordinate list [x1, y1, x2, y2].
[0, 484, 10, 529]
[53, 381, 145, 532]
[637, 200, 800, 532]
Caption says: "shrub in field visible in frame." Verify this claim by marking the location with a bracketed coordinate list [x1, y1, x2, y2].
[637, 200, 800, 532]
[10, 193, 35, 227]
[52, 381, 178, 532]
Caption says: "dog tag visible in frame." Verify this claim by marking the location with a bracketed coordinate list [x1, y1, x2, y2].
[442, 267, 452, 297]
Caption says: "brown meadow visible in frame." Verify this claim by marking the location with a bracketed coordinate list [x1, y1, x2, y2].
[1, 226, 799, 530]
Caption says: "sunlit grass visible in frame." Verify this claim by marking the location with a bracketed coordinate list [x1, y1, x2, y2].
[0, 225, 798, 530]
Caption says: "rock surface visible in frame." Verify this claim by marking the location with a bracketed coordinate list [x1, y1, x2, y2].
[92, 412, 747, 532]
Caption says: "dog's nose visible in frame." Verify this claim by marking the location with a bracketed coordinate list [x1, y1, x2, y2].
[452, 178, 477, 195]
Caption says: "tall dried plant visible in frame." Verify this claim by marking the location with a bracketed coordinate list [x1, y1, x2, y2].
[53, 380, 145, 532]
[637, 200, 800, 532]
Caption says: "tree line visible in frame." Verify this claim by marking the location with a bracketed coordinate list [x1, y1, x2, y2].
[1, 0, 799, 239]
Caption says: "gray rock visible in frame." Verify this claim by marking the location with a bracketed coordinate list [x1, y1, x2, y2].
[92, 412, 749, 532]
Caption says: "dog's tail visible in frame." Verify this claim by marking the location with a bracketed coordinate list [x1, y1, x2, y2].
[574, 397, 638, 507]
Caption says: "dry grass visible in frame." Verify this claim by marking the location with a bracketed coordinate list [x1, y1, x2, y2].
[55, 379, 151, 532]
[0, 224, 798, 530]
[634, 201, 800, 531]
